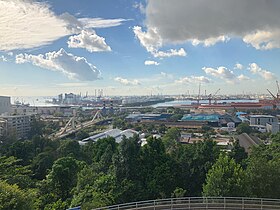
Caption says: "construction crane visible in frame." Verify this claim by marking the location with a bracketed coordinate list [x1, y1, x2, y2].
[276, 80, 280, 99]
[267, 81, 280, 109]
[208, 88, 220, 105]
[196, 83, 201, 105]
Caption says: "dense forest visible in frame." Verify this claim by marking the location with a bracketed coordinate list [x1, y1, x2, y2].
[1, 123, 280, 210]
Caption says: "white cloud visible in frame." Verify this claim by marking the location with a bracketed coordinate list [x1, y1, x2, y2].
[0, 0, 129, 51]
[203, 66, 249, 84]
[144, 0, 280, 50]
[67, 30, 111, 52]
[153, 48, 186, 58]
[0, 0, 68, 51]
[133, 26, 186, 58]
[15, 48, 101, 81]
[192, 36, 229, 47]
[144, 60, 159, 66]
[248, 63, 275, 80]
[203, 66, 236, 80]
[0, 55, 8, 62]
[78, 17, 130, 29]
[237, 74, 250, 81]
[243, 30, 280, 50]
[133, 26, 162, 53]
[175, 76, 211, 84]
[114, 77, 140, 86]
[234, 63, 243, 70]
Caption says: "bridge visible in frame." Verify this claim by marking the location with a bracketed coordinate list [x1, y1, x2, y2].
[93, 197, 280, 210]
[50, 110, 110, 140]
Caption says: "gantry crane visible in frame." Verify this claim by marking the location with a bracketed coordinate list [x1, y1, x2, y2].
[208, 88, 221, 105]
[267, 81, 280, 109]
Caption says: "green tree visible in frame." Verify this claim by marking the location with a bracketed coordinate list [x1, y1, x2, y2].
[203, 153, 247, 197]
[57, 140, 81, 160]
[44, 157, 84, 200]
[229, 140, 248, 166]
[71, 166, 117, 209]
[140, 137, 177, 199]
[0, 180, 35, 210]
[245, 141, 280, 198]
[0, 156, 33, 189]
[236, 122, 252, 134]
[162, 128, 181, 153]
[75, 130, 89, 140]
[188, 140, 220, 196]
[28, 117, 45, 138]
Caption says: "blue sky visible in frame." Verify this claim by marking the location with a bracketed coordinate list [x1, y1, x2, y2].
[1, 0, 280, 96]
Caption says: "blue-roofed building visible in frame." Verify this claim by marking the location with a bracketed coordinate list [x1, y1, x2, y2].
[181, 113, 220, 126]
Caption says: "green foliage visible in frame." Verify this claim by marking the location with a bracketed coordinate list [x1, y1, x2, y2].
[203, 153, 247, 197]
[229, 140, 248, 166]
[172, 187, 187, 198]
[57, 140, 81, 160]
[28, 117, 45, 138]
[245, 140, 280, 198]
[170, 114, 183, 122]
[71, 167, 116, 209]
[236, 122, 252, 134]
[0, 180, 35, 210]
[45, 157, 84, 200]
[0, 156, 33, 189]
[75, 130, 89, 140]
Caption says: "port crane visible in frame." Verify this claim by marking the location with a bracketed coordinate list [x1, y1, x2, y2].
[208, 88, 220, 105]
[267, 80, 280, 109]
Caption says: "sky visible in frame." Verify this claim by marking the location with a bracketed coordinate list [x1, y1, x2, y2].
[1, 0, 280, 97]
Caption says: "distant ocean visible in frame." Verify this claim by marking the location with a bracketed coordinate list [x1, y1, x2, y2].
[152, 99, 259, 107]
[11, 96, 259, 108]
[11, 96, 57, 107]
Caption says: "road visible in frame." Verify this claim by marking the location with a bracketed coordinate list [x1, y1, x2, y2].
[236, 133, 262, 153]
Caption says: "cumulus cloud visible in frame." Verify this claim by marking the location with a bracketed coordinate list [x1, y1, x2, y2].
[234, 63, 243, 70]
[203, 67, 236, 80]
[133, 26, 186, 57]
[237, 74, 250, 81]
[68, 30, 111, 52]
[143, 0, 280, 50]
[15, 48, 101, 81]
[0, 0, 128, 51]
[248, 63, 275, 80]
[144, 60, 159, 66]
[203, 66, 250, 83]
[243, 30, 280, 50]
[114, 77, 140, 86]
[175, 76, 211, 84]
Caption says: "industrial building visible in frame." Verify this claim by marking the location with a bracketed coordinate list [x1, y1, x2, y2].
[126, 113, 172, 122]
[181, 113, 241, 127]
[79, 129, 139, 145]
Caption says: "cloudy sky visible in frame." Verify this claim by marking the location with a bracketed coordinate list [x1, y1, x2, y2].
[1, 0, 280, 96]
